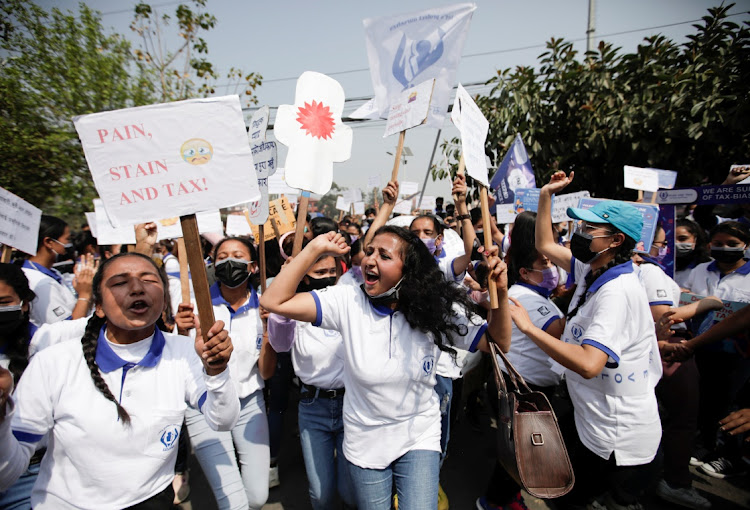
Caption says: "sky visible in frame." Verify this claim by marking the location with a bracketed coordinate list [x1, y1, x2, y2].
[39, 0, 750, 202]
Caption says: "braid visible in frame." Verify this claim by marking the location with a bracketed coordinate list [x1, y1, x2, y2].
[81, 314, 131, 425]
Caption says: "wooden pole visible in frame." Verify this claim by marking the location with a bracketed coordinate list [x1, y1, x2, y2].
[390, 130, 406, 182]
[456, 154, 466, 177]
[292, 192, 310, 257]
[258, 224, 267, 293]
[176, 238, 190, 303]
[479, 187, 499, 309]
[180, 214, 217, 362]
[1, 245, 11, 263]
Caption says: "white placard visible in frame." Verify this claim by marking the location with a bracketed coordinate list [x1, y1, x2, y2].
[196, 210, 224, 234]
[496, 206, 517, 225]
[74, 95, 260, 227]
[451, 83, 490, 186]
[248, 106, 270, 142]
[367, 175, 381, 189]
[336, 196, 351, 212]
[0, 187, 42, 255]
[85, 212, 98, 240]
[343, 188, 362, 203]
[94, 199, 136, 245]
[623, 165, 659, 192]
[384, 79, 435, 137]
[651, 168, 678, 189]
[156, 217, 183, 240]
[551, 191, 591, 223]
[353, 201, 366, 215]
[400, 181, 419, 197]
[225, 214, 253, 236]
[268, 169, 300, 196]
[393, 199, 413, 215]
[247, 178, 269, 225]
[274, 72, 353, 195]
[418, 195, 437, 211]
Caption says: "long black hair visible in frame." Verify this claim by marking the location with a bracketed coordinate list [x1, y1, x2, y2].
[80, 252, 169, 425]
[370, 226, 476, 358]
[0, 264, 36, 384]
[506, 212, 538, 286]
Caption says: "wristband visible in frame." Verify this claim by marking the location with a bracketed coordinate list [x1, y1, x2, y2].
[78, 297, 90, 302]
[456, 214, 471, 221]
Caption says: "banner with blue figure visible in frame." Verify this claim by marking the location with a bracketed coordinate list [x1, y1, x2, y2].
[363, 3, 476, 128]
[490, 134, 536, 215]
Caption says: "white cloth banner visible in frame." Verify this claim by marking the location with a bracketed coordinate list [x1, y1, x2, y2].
[0, 187, 41, 255]
[363, 3, 476, 128]
[74, 95, 260, 227]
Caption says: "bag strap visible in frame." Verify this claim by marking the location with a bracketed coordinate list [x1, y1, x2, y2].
[488, 340, 510, 397]
[487, 331, 533, 394]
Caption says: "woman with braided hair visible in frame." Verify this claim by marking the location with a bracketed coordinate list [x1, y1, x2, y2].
[508, 171, 662, 510]
[0, 252, 239, 509]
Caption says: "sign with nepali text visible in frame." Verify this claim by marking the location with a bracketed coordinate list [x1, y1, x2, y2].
[74, 95, 259, 227]
[0, 187, 41, 255]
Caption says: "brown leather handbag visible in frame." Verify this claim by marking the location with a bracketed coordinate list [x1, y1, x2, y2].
[489, 341, 575, 498]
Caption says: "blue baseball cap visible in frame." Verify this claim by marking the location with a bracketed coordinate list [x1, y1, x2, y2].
[567, 201, 643, 243]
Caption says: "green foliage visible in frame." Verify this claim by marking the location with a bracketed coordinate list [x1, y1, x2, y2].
[0, 0, 155, 221]
[131, 0, 262, 104]
[315, 182, 343, 219]
[436, 4, 750, 201]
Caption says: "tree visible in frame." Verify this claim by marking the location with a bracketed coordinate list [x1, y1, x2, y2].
[0, 1, 155, 220]
[435, 4, 750, 201]
[131, 0, 262, 105]
[315, 182, 343, 219]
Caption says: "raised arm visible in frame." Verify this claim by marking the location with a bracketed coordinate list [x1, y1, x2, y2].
[536, 171, 574, 271]
[473, 246, 512, 353]
[363, 181, 399, 247]
[260, 232, 350, 322]
[450, 173, 475, 277]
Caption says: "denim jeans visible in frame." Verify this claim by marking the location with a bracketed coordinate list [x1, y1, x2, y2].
[347, 449, 440, 510]
[0, 461, 40, 510]
[185, 390, 270, 510]
[434, 374, 453, 464]
[298, 394, 356, 509]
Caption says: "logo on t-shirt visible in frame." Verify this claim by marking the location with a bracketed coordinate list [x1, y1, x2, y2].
[656, 289, 667, 298]
[256, 334, 263, 350]
[53, 306, 65, 317]
[537, 305, 551, 316]
[159, 425, 180, 451]
[421, 355, 436, 376]
[571, 324, 583, 341]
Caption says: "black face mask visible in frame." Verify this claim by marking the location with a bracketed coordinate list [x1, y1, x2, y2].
[299, 276, 336, 292]
[570, 232, 603, 264]
[0, 305, 25, 333]
[711, 247, 746, 265]
[214, 258, 251, 288]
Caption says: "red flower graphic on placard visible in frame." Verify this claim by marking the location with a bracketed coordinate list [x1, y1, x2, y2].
[296, 100, 335, 140]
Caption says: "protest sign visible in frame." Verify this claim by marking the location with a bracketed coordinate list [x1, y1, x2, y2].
[249, 197, 296, 242]
[74, 95, 259, 227]
[451, 83, 490, 186]
[513, 188, 544, 214]
[659, 205, 676, 279]
[368, 175, 381, 189]
[85, 212, 98, 239]
[268, 169, 300, 196]
[156, 217, 183, 240]
[496, 207, 517, 224]
[247, 106, 278, 227]
[577, 197, 659, 251]
[384, 79, 435, 137]
[490, 134, 535, 213]
[0, 186, 42, 255]
[419, 195, 437, 211]
[551, 191, 590, 223]
[679, 292, 747, 323]
[393, 198, 413, 215]
[623, 165, 659, 192]
[274, 72, 353, 196]
[343, 188, 363, 204]
[400, 181, 419, 196]
[93, 199, 136, 245]
[336, 197, 351, 212]
[363, 3, 476, 128]
[154, 211, 222, 240]
[225, 213, 253, 236]
[248, 106, 270, 142]
[354, 202, 366, 215]
[196, 210, 224, 234]
[655, 183, 750, 205]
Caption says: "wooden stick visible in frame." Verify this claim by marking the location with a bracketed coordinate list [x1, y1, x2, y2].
[390, 130, 406, 182]
[637, 190, 644, 202]
[180, 214, 216, 340]
[258, 224, 267, 293]
[1, 245, 11, 263]
[292, 192, 310, 257]
[479, 187, 499, 309]
[176, 238, 190, 303]
[456, 154, 465, 177]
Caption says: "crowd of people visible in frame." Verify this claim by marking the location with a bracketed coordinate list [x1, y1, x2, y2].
[0, 166, 749, 510]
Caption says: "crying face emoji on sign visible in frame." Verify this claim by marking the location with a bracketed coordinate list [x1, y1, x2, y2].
[180, 138, 213, 165]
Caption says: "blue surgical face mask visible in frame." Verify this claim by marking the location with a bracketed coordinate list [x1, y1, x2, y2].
[654, 245, 668, 263]
[350, 265, 363, 280]
[421, 237, 437, 254]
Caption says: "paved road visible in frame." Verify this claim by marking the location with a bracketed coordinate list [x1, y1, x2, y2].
[179, 380, 750, 510]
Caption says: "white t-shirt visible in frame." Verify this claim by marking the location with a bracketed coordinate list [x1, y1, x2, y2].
[1, 327, 239, 509]
[22, 261, 77, 325]
[682, 259, 750, 303]
[310, 284, 487, 469]
[500, 283, 563, 387]
[204, 283, 265, 398]
[434, 249, 469, 380]
[561, 258, 662, 466]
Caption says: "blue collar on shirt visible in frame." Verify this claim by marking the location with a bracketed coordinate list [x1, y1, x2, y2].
[359, 286, 395, 317]
[95, 325, 165, 372]
[639, 255, 666, 271]
[22, 259, 63, 284]
[162, 253, 175, 263]
[515, 281, 553, 298]
[210, 281, 259, 316]
[706, 258, 750, 276]
[587, 261, 635, 295]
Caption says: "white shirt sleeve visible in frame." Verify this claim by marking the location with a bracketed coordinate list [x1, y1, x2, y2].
[0, 400, 34, 490]
[310, 285, 355, 331]
[639, 264, 675, 306]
